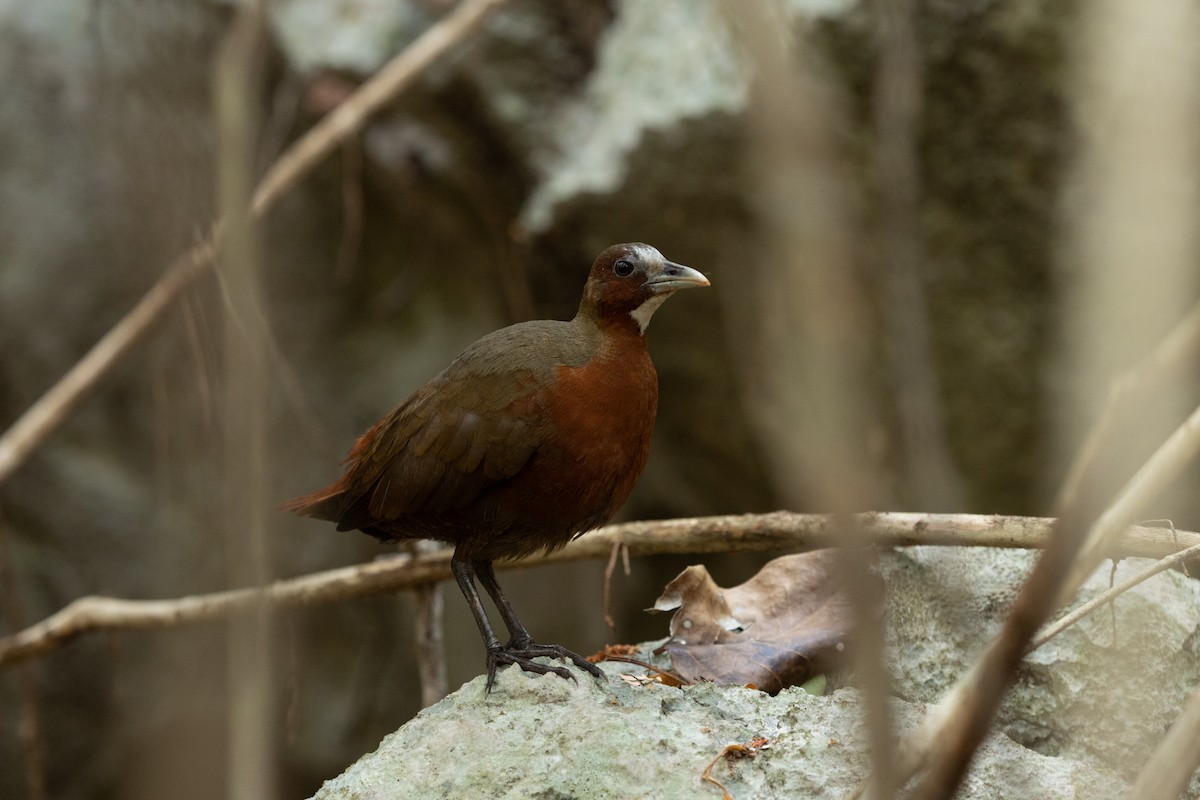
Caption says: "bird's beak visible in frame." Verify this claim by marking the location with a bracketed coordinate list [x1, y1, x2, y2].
[645, 261, 711, 293]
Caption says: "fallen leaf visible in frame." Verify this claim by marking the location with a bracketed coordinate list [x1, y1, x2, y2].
[649, 550, 877, 693]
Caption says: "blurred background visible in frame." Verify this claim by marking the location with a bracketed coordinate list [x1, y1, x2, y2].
[1, 0, 1198, 798]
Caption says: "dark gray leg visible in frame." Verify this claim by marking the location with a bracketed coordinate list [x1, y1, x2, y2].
[473, 559, 605, 682]
[451, 558, 584, 691]
[450, 559, 501, 651]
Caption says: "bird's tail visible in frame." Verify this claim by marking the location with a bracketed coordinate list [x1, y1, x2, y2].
[280, 484, 346, 522]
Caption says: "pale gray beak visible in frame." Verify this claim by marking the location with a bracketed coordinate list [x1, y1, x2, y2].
[645, 261, 710, 293]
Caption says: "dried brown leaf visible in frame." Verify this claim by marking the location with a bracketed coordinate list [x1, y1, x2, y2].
[651, 550, 874, 693]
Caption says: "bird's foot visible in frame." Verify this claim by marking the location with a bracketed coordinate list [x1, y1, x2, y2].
[484, 640, 605, 693]
[506, 639, 607, 682]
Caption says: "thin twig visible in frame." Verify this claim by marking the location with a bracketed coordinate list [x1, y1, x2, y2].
[701, 749, 738, 800]
[700, 739, 770, 800]
[0, 0, 511, 488]
[1029, 542, 1200, 651]
[2, 512, 1197, 669]
[1057, 300, 1200, 512]
[0, 234, 218, 485]
[603, 542, 623, 632]
[413, 582, 447, 706]
[216, 7, 276, 798]
[408, 540, 448, 706]
[1068, 403, 1200, 596]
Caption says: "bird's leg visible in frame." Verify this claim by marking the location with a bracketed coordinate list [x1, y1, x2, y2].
[450, 559, 503, 686]
[473, 559, 604, 682]
[450, 558, 577, 691]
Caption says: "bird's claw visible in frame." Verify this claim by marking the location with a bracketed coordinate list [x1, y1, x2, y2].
[483, 641, 605, 693]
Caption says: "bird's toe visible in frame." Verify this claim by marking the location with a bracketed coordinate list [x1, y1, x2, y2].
[506, 641, 605, 681]
[484, 646, 578, 692]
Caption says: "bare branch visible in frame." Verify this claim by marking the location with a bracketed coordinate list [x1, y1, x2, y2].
[738, 2, 897, 794]
[0, 0, 511, 487]
[0, 236, 218, 485]
[1030, 540, 1200, 651]
[249, 0, 508, 215]
[1132, 686, 1200, 800]
[408, 540, 448, 707]
[2, 512, 1197, 669]
[215, 7, 275, 797]
[1057, 300, 1200, 511]
[1068, 403, 1200, 595]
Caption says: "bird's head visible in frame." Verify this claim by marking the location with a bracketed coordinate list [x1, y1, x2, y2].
[578, 243, 710, 334]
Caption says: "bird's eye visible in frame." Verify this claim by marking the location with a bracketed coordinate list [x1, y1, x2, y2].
[613, 259, 635, 277]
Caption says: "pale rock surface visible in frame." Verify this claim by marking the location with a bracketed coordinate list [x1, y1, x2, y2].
[310, 546, 1200, 798]
[311, 665, 1125, 800]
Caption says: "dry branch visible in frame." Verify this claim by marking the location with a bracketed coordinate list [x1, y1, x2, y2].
[0, 236, 218, 484]
[2, 512, 1196, 669]
[0, 0, 510, 488]
[1133, 685, 1200, 799]
[1030, 540, 1200, 651]
[215, 8, 276, 798]
[1057, 299, 1200, 511]
[408, 539, 449, 706]
[249, 0, 507, 214]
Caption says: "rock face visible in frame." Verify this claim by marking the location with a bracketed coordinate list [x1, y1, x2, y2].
[886, 547, 1200, 785]
[311, 671, 1124, 800]
[309, 547, 1200, 798]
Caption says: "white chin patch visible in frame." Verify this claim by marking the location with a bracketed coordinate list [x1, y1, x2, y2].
[630, 292, 672, 333]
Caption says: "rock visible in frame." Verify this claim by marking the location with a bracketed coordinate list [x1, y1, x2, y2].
[309, 663, 1124, 799]
[310, 544, 1200, 797]
[271, 0, 433, 75]
[886, 546, 1200, 785]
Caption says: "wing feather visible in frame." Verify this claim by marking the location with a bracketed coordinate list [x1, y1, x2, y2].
[314, 319, 594, 533]
[340, 378, 548, 524]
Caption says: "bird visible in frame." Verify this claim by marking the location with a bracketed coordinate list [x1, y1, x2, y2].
[285, 243, 709, 691]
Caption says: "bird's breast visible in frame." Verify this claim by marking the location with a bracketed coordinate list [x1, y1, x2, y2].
[486, 340, 660, 547]
[544, 345, 658, 467]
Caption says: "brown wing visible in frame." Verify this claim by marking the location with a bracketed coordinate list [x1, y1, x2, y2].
[305, 321, 590, 534]
[335, 371, 545, 531]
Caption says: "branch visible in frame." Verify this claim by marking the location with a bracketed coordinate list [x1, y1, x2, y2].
[215, 7, 276, 797]
[2, 512, 1196, 668]
[0, 0, 511, 487]
[1029, 540, 1200, 651]
[249, 0, 507, 215]
[0, 236, 218, 484]
[1056, 298, 1200, 511]
[1132, 685, 1200, 799]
